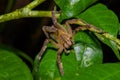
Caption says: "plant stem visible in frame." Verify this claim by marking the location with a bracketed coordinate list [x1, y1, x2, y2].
[28, 11, 60, 18]
[0, 0, 52, 23]
[90, 26, 120, 50]
[95, 33, 120, 49]
[25, 0, 45, 9]
[0, 9, 60, 23]
[73, 19, 120, 51]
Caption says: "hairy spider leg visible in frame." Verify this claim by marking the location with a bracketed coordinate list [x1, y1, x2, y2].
[36, 25, 58, 71]
[49, 38, 65, 76]
[52, 11, 57, 25]
[65, 19, 105, 34]
[64, 21, 72, 35]
[42, 26, 58, 38]
[50, 39, 65, 76]
[65, 19, 86, 35]
[52, 11, 66, 32]
[65, 19, 86, 26]
[57, 46, 64, 76]
[36, 39, 49, 71]
[43, 25, 65, 76]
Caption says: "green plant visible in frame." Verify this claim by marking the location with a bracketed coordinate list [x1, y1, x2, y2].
[0, 0, 120, 80]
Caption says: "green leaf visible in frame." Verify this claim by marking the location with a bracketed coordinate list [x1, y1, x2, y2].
[77, 3, 120, 59]
[35, 47, 57, 80]
[0, 49, 33, 80]
[74, 42, 103, 68]
[74, 31, 103, 68]
[0, 44, 33, 65]
[77, 3, 119, 35]
[118, 23, 120, 35]
[78, 63, 120, 80]
[36, 46, 120, 80]
[74, 31, 100, 46]
[54, 0, 98, 21]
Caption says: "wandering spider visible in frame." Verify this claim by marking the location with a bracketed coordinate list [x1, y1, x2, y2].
[36, 11, 104, 76]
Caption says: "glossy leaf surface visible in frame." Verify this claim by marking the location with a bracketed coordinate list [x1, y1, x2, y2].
[78, 63, 120, 80]
[0, 44, 33, 65]
[77, 3, 119, 35]
[0, 49, 33, 80]
[74, 42, 102, 68]
[77, 3, 120, 59]
[36, 46, 120, 80]
[54, 0, 97, 20]
[74, 31, 103, 68]
[54, 63, 120, 80]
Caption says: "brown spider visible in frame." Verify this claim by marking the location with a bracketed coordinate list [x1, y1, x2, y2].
[36, 11, 104, 76]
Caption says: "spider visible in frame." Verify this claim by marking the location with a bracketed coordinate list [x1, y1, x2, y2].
[36, 11, 104, 76]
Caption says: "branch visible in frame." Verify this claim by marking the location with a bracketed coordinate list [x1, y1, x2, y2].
[0, 0, 59, 23]
[72, 19, 120, 50]
[95, 33, 120, 50]
[25, 0, 45, 9]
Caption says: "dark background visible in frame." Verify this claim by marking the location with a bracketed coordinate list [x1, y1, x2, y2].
[0, 0, 120, 64]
